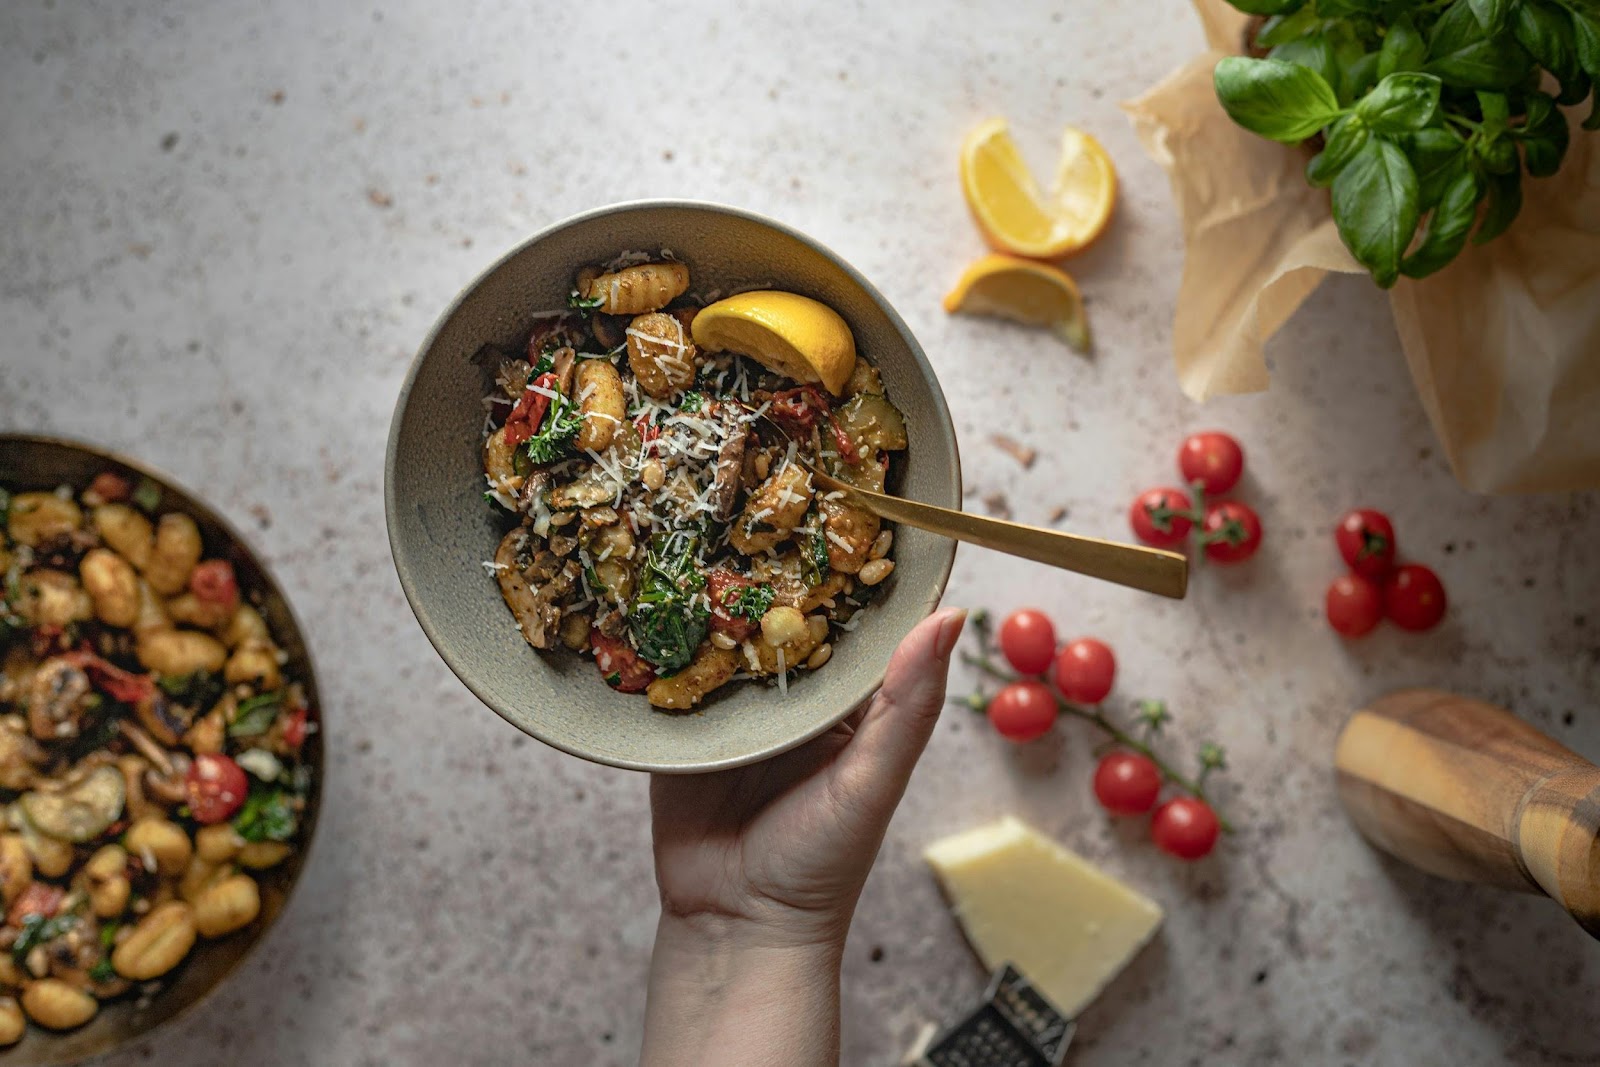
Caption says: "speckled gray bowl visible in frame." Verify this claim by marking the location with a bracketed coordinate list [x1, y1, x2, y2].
[385, 201, 960, 773]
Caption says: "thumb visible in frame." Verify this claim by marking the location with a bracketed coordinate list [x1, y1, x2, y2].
[835, 606, 967, 808]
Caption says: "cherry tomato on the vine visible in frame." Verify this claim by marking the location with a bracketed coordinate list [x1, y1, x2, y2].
[1335, 508, 1397, 578]
[1178, 432, 1245, 496]
[1325, 573, 1384, 637]
[1385, 563, 1447, 632]
[1053, 638, 1116, 705]
[998, 609, 1057, 675]
[1151, 797, 1221, 860]
[986, 682, 1058, 743]
[1201, 500, 1262, 564]
[1093, 751, 1162, 815]
[186, 753, 249, 824]
[1129, 487, 1194, 549]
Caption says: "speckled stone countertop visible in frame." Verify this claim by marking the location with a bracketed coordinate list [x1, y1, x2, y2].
[2, 1, 1598, 1064]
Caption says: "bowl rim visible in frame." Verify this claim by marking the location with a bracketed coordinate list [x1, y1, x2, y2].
[385, 198, 963, 774]
[0, 430, 328, 1060]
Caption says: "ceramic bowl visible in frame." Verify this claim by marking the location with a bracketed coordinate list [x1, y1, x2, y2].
[0, 433, 325, 1064]
[386, 200, 960, 773]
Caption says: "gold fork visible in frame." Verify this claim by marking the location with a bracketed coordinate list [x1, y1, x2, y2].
[742, 407, 1188, 599]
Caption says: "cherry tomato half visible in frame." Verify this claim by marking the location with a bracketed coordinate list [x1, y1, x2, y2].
[186, 753, 249, 824]
[189, 559, 240, 608]
[986, 682, 1058, 743]
[1151, 797, 1221, 860]
[1129, 487, 1194, 549]
[1178, 432, 1244, 496]
[998, 609, 1057, 675]
[282, 706, 310, 749]
[1053, 638, 1116, 705]
[1384, 564, 1447, 632]
[591, 630, 656, 693]
[1325, 573, 1383, 637]
[87, 472, 132, 504]
[1093, 751, 1162, 816]
[1201, 501, 1262, 564]
[1335, 508, 1397, 578]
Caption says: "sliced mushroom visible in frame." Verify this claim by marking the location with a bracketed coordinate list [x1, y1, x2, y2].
[550, 345, 577, 397]
[134, 689, 192, 748]
[494, 531, 579, 650]
[24, 659, 95, 743]
[0, 719, 45, 793]
[20, 767, 126, 844]
[710, 407, 750, 522]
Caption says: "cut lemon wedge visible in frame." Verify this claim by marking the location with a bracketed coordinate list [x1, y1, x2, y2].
[691, 291, 856, 395]
[942, 253, 1091, 352]
[960, 119, 1117, 260]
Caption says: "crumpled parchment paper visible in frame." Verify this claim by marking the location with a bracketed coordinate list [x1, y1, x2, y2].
[1123, 0, 1600, 493]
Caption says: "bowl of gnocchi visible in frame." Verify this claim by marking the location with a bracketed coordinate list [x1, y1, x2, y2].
[0, 434, 323, 1062]
[386, 200, 961, 773]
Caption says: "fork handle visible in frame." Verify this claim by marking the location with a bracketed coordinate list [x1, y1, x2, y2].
[843, 488, 1188, 599]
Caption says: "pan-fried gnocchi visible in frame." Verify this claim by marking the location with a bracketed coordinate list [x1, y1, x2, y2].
[0, 469, 317, 1038]
[481, 253, 909, 710]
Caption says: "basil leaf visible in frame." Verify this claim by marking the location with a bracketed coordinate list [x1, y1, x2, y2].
[1270, 36, 1342, 100]
[1476, 90, 1511, 130]
[1342, 51, 1382, 104]
[1258, 8, 1322, 47]
[228, 692, 281, 737]
[1473, 129, 1520, 173]
[1356, 72, 1443, 132]
[1467, 0, 1515, 35]
[1428, 0, 1537, 88]
[1555, 0, 1600, 21]
[1517, 91, 1571, 176]
[1474, 169, 1524, 243]
[1308, 115, 1371, 186]
[1576, 13, 1600, 72]
[1404, 127, 1470, 207]
[1379, 16, 1428, 77]
[1401, 169, 1483, 278]
[1514, 0, 1581, 89]
[1332, 138, 1421, 288]
[1228, 0, 1306, 13]
[1214, 57, 1344, 143]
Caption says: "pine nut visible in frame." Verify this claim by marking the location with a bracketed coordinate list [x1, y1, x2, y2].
[641, 460, 665, 491]
[868, 530, 893, 560]
[858, 558, 895, 586]
[710, 630, 737, 650]
[805, 615, 829, 643]
[805, 643, 832, 670]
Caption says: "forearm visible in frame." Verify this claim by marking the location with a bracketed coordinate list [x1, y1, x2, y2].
[641, 914, 843, 1067]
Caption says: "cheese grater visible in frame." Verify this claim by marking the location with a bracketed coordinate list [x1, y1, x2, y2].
[921, 964, 1074, 1066]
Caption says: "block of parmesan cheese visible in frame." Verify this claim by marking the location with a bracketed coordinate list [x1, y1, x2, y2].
[923, 815, 1163, 1018]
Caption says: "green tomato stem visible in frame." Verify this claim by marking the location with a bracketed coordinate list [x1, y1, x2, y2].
[960, 652, 1235, 832]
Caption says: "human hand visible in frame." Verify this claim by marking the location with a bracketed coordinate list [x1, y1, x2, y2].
[641, 607, 966, 1067]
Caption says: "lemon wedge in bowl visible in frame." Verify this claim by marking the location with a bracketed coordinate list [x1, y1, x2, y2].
[960, 119, 1117, 260]
[691, 290, 856, 395]
[943, 253, 1091, 352]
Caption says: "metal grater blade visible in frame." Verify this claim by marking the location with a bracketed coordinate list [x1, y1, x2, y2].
[923, 964, 1075, 1067]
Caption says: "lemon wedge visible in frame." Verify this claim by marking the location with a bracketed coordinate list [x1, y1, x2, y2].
[942, 253, 1091, 352]
[960, 119, 1117, 260]
[691, 291, 856, 395]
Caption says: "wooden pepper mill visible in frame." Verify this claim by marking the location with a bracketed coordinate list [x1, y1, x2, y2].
[1335, 688, 1600, 939]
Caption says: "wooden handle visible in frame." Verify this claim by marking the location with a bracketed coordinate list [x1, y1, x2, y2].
[815, 474, 1189, 600]
[1335, 688, 1600, 938]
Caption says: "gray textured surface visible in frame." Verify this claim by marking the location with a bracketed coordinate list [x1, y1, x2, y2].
[1, 1, 1598, 1065]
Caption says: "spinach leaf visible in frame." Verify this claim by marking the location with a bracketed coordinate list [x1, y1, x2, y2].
[1214, 57, 1344, 143]
[627, 533, 710, 671]
[228, 692, 282, 738]
[233, 785, 299, 843]
[1331, 138, 1421, 288]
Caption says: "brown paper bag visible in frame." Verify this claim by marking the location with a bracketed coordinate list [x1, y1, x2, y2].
[1124, 0, 1600, 493]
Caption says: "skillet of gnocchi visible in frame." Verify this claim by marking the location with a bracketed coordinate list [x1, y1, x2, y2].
[482, 254, 909, 710]
[0, 465, 316, 1041]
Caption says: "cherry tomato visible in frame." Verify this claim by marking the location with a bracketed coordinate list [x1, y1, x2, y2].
[998, 609, 1056, 675]
[590, 630, 656, 693]
[1092, 751, 1162, 815]
[1385, 564, 1447, 632]
[7, 883, 64, 927]
[706, 569, 760, 642]
[1178, 432, 1244, 496]
[1151, 797, 1221, 860]
[1129, 487, 1194, 549]
[282, 706, 310, 749]
[986, 682, 1058, 743]
[186, 753, 249, 824]
[189, 559, 240, 608]
[1325, 573, 1383, 637]
[1053, 638, 1116, 705]
[1335, 508, 1397, 578]
[87, 472, 132, 503]
[1201, 501, 1262, 564]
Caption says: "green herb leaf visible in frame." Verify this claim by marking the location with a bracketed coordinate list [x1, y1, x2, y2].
[1473, 128, 1520, 173]
[99, 923, 120, 949]
[233, 785, 298, 843]
[1467, 0, 1515, 35]
[12, 914, 75, 963]
[158, 670, 225, 710]
[1577, 12, 1600, 71]
[228, 692, 281, 737]
[1427, 0, 1536, 88]
[1331, 138, 1421, 288]
[1258, 8, 1322, 47]
[1341, 51, 1382, 104]
[1355, 72, 1443, 132]
[723, 583, 776, 621]
[1270, 36, 1342, 102]
[89, 959, 116, 983]
[0, 488, 10, 529]
[679, 390, 705, 413]
[1214, 57, 1344, 143]
[1515, 0, 1582, 92]
[627, 532, 710, 671]
[797, 522, 830, 588]
[524, 389, 584, 465]
[1378, 15, 1428, 77]
[131, 478, 162, 514]
[1516, 91, 1571, 176]
[1308, 115, 1371, 186]
[1401, 168, 1483, 278]
[1228, 0, 1306, 13]
[1475, 169, 1524, 242]
[566, 290, 604, 311]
